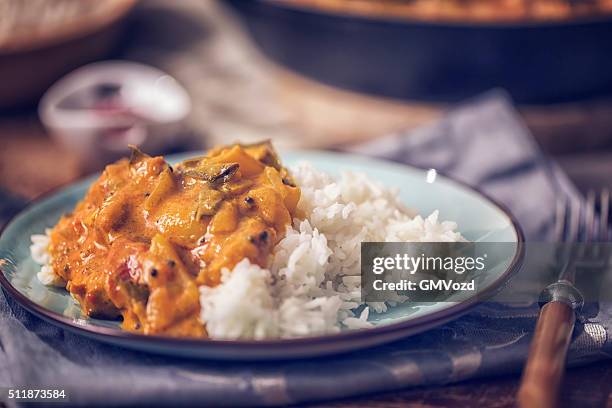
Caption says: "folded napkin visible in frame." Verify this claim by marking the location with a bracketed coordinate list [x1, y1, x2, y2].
[1, 91, 609, 407]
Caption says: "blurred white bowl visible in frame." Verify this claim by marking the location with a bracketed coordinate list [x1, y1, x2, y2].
[39, 60, 191, 171]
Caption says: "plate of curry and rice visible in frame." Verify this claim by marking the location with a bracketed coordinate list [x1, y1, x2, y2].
[0, 142, 523, 359]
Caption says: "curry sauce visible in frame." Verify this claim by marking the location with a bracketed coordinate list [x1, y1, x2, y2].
[47, 142, 300, 337]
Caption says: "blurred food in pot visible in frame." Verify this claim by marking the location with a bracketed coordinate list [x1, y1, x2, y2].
[282, 0, 612, 22]
[0, 0, 137, 109]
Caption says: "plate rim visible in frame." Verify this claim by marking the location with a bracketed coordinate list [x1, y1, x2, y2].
[0, 150, 525, 351]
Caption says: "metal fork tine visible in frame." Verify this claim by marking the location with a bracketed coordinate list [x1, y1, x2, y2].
[555, 197, 567, 242]
[601, 188, 610, 242]
[586, 190, 596, 242]
[568, 198, 581, 244]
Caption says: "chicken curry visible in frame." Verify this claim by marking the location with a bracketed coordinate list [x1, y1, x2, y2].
[47, 142, 300, 337]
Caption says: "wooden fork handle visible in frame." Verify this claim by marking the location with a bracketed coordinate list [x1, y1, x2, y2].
[517, 301, 576, 408]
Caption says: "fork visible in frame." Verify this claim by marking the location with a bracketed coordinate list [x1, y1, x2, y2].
[517, 189, 611, 408]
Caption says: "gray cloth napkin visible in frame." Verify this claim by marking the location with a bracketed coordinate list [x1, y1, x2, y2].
[348, 90, 581, 241]
[1, 91, 609, 407]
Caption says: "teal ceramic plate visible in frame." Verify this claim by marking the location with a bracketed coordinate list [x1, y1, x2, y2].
[0, 150, 524, 360]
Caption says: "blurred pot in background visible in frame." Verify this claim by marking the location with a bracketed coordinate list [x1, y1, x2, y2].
[39, 61, 192, 172]
[0, 0, 138, 110]
[227, 0, 612, 104]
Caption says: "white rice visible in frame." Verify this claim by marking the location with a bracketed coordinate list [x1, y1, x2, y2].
[31, 162, 463, 339]
[30, 229, 64, 287]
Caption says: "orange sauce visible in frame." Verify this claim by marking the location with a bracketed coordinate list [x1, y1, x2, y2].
[48, 142, 300, 337]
